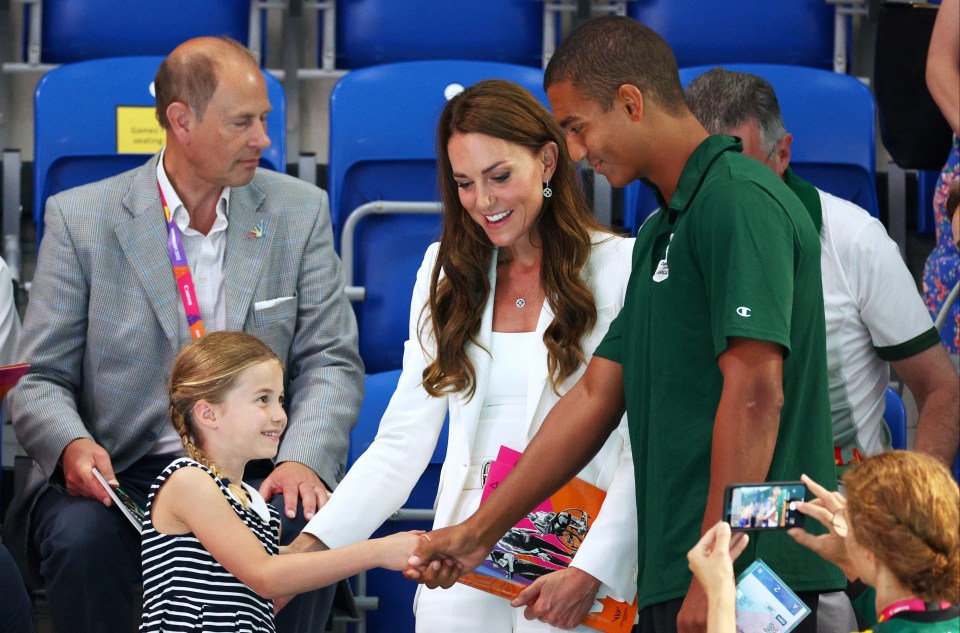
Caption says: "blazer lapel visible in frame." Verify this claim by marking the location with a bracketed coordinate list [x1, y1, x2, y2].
[115, 156, 185, 351]
[456, 250, 497, 454]
[525, 299, 553, 437]
[224, 181, 276, 331]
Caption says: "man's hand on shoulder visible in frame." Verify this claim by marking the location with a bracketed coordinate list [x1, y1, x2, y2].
[257, 461, 329, 521]
[62, 438, 116, 503]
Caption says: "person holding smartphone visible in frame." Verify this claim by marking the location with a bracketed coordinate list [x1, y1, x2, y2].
[688, 452, 959, 632]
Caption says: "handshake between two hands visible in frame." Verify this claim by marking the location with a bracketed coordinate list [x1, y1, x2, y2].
[375, 523, 483, 588]
[365, 522, 606, 629]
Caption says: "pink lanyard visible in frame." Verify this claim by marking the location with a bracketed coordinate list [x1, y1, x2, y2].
[878, 599, 953, 622]
[158, 180, 205, 340]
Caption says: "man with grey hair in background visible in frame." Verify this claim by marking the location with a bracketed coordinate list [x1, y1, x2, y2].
[4, 36, 363, 633]
[686, 65, 960, 631]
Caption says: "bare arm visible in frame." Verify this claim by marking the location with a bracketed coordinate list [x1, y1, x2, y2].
[678, 337, 784, 633]
[927, 0, 960, 133]
[687, 523, 750, 633]
[407, 356, 626, 582]
[895, 344, 960, 466]
[156, 467, 418, 599]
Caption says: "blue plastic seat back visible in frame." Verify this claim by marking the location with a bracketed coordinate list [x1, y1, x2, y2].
[349, 369, 449, 632]
[623, 64, 878, 234]
[33, 56, 286, 245]
[329, 0, 543, 69]
[39, 0, 249, 63]
[329, 60, 547, 373]
[883, 387, 907, 451]
[917, 169, 940, 235]
[629, 0, 834, 69]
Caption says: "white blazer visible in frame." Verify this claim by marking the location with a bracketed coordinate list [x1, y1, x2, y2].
[304, 233, 638, 600]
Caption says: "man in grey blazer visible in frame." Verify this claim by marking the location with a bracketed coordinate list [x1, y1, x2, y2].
[3, 37, 363, 633]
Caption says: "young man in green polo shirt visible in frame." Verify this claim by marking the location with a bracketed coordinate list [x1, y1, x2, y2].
[405, 16, 844, 633]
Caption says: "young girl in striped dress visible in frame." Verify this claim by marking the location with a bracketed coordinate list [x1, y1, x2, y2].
[139, 331, 419, 632]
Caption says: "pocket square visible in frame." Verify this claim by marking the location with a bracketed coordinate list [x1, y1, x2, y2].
[246, 220, 265, 239]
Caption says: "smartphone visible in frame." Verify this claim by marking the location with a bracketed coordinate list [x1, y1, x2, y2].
[723, 481, 806, 531]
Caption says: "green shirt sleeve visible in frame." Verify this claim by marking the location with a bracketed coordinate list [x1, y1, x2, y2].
[692, 181, 799, 358]
[594, 307, 624, 363]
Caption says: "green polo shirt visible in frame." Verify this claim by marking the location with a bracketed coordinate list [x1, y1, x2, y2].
[595, 135, 844, 610]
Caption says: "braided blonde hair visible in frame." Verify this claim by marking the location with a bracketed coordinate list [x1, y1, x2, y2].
[844, 450, 960, 602]
[169, 331, 283, 507]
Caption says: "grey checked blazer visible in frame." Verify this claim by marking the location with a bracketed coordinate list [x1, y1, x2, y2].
[4, 154, 363, 553]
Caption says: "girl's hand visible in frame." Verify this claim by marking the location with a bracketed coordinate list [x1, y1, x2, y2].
[787, 474, 856, 579]
[686, 521, 749, 601]
[378, 531, 427, 572]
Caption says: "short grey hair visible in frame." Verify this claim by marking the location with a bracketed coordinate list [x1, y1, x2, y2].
[684, 67, 787, 157]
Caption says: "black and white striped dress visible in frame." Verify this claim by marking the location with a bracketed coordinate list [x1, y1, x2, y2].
[139, 458, 281, 632]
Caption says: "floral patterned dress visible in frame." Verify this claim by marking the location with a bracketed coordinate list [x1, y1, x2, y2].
[922, 134, 960, 353]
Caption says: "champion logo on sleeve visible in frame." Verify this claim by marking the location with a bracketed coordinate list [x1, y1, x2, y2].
[736, 306, 752, 318]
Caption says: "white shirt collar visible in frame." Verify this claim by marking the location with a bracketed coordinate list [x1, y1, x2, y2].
[157, 147, 231, 234]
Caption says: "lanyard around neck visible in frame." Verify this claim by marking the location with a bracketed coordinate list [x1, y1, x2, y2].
[158, 180, 205, 340]
[878, 598, 953, 622]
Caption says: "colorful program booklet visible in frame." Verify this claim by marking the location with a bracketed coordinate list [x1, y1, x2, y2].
[458, 446, 638, 633]
[735, 559, 811, 633]
[92, 467, 145, 534]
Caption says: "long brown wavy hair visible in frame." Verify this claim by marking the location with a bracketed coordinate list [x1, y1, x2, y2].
[169, 331, 283, 507]
[421, 79, 613, 399]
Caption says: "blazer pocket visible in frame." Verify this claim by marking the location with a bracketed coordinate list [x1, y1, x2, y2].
[249, 296, 298, 357]
[254, 295, 296, 312]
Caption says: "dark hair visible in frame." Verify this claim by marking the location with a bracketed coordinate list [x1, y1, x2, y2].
[685, 67, 787, 157]
[947, 179, 960, 220]
[423, 79, 612, 399]
[843, 450, 959, 603]
[169, 331, 282, 505]
[544, 16, 686, 115]
[154, 36, 257, 129]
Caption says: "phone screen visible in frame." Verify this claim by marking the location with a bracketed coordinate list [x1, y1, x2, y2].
[724, 482, 806, 531]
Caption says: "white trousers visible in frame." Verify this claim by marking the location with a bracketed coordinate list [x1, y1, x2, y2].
[817, 591, 859, 633]
[414, 580, 596, 633]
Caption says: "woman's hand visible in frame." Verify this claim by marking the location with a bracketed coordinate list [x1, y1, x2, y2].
[684, 522, 748, 633]
[787, 474, 858, 580]
[686, 521, 749, 602]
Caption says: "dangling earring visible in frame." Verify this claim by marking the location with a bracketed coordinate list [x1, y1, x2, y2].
[542, 182, 553, 198]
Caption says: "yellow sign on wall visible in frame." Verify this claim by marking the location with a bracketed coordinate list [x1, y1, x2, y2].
[116, 106, 164, 154]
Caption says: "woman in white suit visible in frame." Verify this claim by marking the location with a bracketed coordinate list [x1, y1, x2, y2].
[300, 80, 636, 632]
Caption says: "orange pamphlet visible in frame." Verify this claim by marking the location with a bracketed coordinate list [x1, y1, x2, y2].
[458, 445, 638, 633]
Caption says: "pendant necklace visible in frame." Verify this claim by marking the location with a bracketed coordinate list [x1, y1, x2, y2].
[514, 275, 539, 309]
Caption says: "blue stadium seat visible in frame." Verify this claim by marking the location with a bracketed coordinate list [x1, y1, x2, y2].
[917, 169, 940, 235]
[347, 369, 449, 633]
[883, 387, 907, 451]
[629, 0, 834, 69]
[32, 56, 286, 245]
[327, 0, 543, 69]
[37, 0, 250, 63]
[624, 64, 878, 234]
[329, 60, 547, 373]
